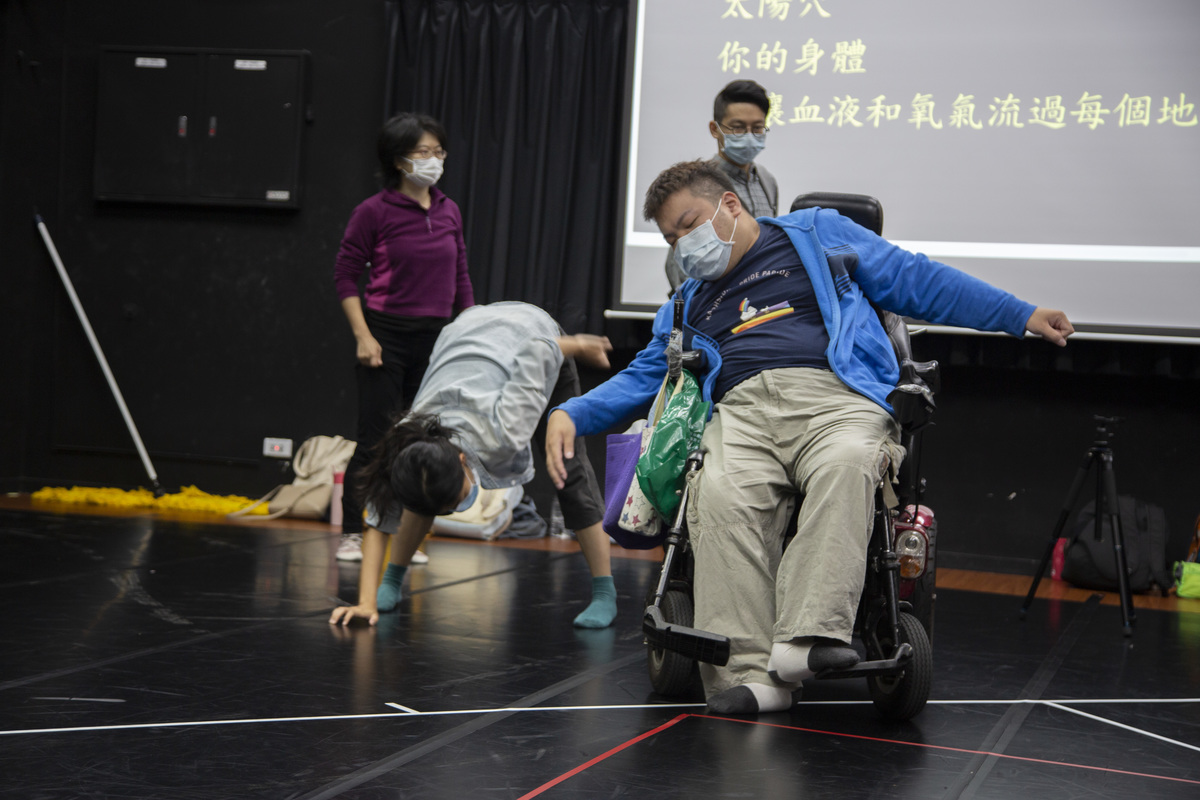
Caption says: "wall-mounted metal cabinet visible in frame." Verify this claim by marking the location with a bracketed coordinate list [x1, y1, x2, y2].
[93, 47, 309, 208]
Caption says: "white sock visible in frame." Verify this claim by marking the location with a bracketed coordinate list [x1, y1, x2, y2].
[745, 683, 793, 712]
[706, 682, 793, 714]
[768, 639, 819, 683]
[768, 637, 860, 684]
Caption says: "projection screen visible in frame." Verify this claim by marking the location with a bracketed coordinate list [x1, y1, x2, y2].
[612, 0, 1200, 342]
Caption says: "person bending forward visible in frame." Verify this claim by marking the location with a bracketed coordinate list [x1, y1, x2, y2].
[330, 302, 617, 629]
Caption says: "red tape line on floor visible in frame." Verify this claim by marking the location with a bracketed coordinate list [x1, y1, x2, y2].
[520, 712, 1200, 796]
[704, 713, 1200, 787]
[516, 713, 691, 799]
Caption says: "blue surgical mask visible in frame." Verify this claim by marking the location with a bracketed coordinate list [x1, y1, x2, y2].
[452, 467, 478, 513]
[721, 130, 767, 166]
[674, 209, 738, 281]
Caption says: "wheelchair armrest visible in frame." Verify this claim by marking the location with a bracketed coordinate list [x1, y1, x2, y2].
[887, 359, 940, 433]
[680, 350, 707, 374]
[667, 348, 707, 382]
[904, 358, 940, 394]
[879, 309, 912, 364]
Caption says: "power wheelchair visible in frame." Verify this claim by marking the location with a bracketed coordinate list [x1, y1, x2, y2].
[641, 193, 940, 721]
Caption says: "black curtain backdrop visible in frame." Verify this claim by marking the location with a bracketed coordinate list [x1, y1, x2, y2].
[382, 0, 629, 333]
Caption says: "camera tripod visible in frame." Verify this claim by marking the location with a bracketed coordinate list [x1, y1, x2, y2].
[1020, 416, 1135, 636]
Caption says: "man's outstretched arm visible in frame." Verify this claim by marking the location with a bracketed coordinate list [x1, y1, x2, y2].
[1025, 307, 1074, 346]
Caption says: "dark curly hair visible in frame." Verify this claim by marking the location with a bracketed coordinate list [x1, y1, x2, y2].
[643, 159, 737, 223]
[355, 412, 464, 519]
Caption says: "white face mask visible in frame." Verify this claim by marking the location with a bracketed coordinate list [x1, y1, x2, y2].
[452, 465, 478, 513]
[403, 155, 444, 188]
[674, 207, 738, 281]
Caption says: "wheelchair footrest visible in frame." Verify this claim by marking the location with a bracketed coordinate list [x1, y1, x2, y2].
[815, 643, 913, 680]
[643, 605, 731, 667]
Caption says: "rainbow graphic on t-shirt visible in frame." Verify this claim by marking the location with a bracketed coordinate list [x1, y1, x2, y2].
[732, 298, 794, 334]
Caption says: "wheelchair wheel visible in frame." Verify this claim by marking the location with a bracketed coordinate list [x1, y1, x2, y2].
[647, 590, 699, 697]
[867, 611, 932, 721]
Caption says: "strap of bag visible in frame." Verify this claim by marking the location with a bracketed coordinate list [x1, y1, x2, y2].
[225, 483, 330, 521]
[648, 370, 686, 427]
[881, 461, 901, 512]
[254, 483, 329, 521]
[647, 373, 670, 426]
[226, 485, 284, 519]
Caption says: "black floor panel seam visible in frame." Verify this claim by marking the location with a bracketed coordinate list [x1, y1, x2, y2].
[291, 651, 646, 800]
[939, 593, 1102, 800]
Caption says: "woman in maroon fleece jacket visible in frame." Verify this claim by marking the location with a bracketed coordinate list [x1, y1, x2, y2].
[333, 112, 475, 560]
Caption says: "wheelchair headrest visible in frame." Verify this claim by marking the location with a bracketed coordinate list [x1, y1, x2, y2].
[790, 192, 883, 236]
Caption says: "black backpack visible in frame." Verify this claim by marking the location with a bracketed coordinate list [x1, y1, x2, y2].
[1062, 495, 1171, 593]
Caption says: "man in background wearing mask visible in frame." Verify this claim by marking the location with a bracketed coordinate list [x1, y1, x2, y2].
[664, 80, 779, 293]
[547, 160, 1074, 715]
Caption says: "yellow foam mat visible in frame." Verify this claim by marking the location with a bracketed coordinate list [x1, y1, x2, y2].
[32, 485, 268, 515]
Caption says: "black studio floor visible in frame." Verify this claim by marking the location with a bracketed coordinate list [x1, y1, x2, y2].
[1, 506, 1198, 799]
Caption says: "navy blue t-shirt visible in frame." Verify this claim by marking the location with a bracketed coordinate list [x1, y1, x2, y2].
[688, 224, 830, 401]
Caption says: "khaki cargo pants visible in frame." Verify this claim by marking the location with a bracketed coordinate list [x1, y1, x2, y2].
[686, 368, 904, 697]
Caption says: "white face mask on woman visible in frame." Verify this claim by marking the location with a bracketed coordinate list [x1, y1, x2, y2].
[674, 208, 738, 281]
[403, 155, 445, 188]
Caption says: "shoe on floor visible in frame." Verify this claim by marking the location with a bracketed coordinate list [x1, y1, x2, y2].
[337, 534, 428, 564]
[336, 533, 363, 561]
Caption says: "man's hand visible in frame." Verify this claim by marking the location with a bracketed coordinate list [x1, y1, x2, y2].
[545, 409, 578, 489]
[558, 334, 613, 369]
[329, 603, 379, 627]
[1025, 307, 1075, 347]
[356, 334, 383, 367]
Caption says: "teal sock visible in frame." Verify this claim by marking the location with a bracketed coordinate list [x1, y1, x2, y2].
[376, 564, 407, 612]
[573, 576, 617, 628]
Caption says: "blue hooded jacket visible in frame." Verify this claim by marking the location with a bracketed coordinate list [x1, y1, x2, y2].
[558, 208, 1035, 436]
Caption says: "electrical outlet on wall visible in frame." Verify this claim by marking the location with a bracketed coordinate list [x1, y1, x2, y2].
[263, 437, 293, 459]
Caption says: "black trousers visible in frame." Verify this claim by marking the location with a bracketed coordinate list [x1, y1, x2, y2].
[532, 356, 604, 532]
[341, 311, 446, 534]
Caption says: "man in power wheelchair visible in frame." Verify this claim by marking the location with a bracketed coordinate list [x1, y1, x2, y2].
[640, 280, 941, 722]
[546, 159, 1073, 715]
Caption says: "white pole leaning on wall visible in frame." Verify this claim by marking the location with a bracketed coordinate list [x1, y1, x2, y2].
[34, 211, 161, 493]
